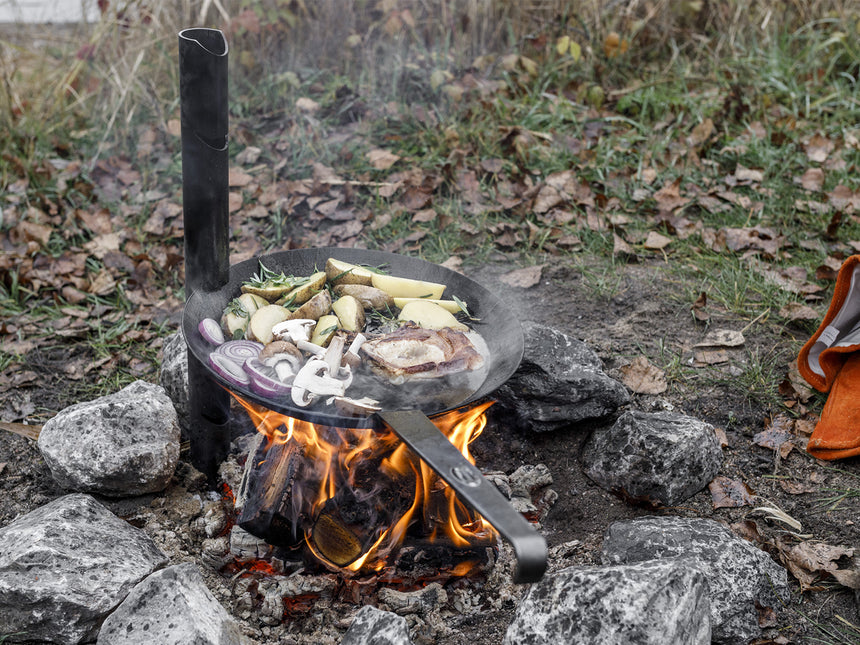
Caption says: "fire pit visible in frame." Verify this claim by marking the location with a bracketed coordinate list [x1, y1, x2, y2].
[178, 28, 546, 584]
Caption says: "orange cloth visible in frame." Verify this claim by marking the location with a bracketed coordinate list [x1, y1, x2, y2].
[806, 353, 860, 460]
[798, 255, 860, 460]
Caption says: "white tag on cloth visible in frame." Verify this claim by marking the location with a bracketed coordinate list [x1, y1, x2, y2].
[819, 325, 840, 347]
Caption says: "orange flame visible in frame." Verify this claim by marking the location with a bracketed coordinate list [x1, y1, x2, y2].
[233, 395, 496, 576]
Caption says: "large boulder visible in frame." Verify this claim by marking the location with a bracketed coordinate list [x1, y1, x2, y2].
[0, 494, 167, 644]
[38, 380, 180, 496]
[503, 558, 711, 644]
[97, 563, 254, 645]
[494, 323, 630, 432]
[581, 410, 723, 506]
[601, 516, 791, 644]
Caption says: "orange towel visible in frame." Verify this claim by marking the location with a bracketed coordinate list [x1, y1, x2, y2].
[806, 353, 860, 460]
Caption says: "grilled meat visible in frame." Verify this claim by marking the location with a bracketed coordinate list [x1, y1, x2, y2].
[360, 324, 485, 381]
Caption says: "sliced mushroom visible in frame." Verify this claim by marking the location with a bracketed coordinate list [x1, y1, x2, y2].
[272, 318, 316, 344]
[331, 395, 382, 417]
[290, 357, 353, 407]
[343, 333, 366, 369]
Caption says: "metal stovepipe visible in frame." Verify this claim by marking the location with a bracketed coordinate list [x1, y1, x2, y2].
[178, 28, 231, 481]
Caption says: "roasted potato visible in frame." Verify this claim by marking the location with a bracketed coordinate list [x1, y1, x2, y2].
[288, 289, 332, 322]
[310, 315, 339, 346]
[247, 305, 291, 343]
[397, 300, 468, 332]
[275, 271, 327, 306]
[371, 273, 445, 299]
[334, 284, 395, 311]
[221, 293, 268, 339]
[331, 295, 366, 332]
[393, 297, 464, 314]
[325, 258, 375, 286]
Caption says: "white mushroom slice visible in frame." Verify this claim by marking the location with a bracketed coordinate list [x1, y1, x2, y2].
[343, 333, 366, 369]
[324, 335, 347, 374]
[291, 357, 351, 407]
[331, 395, 382, 416]
[272, 318, 315, 343]
[274, 360, 297, 383]
[295, 339, 327, 357]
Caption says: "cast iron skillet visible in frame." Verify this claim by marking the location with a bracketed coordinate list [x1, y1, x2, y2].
[182, 247, 546, 583]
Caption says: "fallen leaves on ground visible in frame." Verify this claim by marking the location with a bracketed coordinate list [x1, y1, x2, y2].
[618, 356, 667, 394]
[499, 265, 543, 288]
[709, 475, 757, 508]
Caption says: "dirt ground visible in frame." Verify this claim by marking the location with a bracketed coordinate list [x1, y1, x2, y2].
[1, 255, 858, 643]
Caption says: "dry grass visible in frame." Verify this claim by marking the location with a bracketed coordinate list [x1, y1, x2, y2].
[0, 0, 858, 159]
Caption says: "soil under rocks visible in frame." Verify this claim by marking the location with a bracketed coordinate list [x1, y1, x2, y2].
[1, 256, 859, 644]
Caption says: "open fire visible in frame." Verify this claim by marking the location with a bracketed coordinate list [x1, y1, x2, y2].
[232, 395, 498, 578]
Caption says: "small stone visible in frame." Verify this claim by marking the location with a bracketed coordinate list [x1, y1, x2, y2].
[503, 558, 711, 644]
[341, 605, 412, 645]
[601, 516, 790, 644]
[37, 380, 180, 496]
[581, 410, 723, 506]
[0, 494, 167, 644]
[493, 323, 630, 432]
[159, 331, 189, 431]
[96, 563, 253, 644]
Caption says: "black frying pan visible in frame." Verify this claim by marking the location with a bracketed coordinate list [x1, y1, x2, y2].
[182, 247, 546, 582]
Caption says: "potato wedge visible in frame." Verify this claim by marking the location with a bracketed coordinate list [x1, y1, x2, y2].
[221, 293, 269, 339]
[393, 297, 465, 314]
[334, 284, 395, 311]
[247, 305, 291, 344]
[397, 300, 468, 332]
[275, 271, 327, 306]
[371, 273, 445, 299]
[331, 295, 366, 332]
[288, 289, 332, 322]
[310, 315, 340, 346]
[325, 258, 375, 286]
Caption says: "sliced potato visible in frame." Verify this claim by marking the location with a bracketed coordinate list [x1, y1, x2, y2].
[371, 273, 445, 299]
[275, 271, 327, 306]
[397, 300, 468, 332]
[334, 284, 395, 310]
[288, 289, 332, 322]
[241, 283, 293, 301]
[221, 293, 269, 339]
[310, 315, 340, 346]
[325, 258, 375, 286]
[331, 295, 366, 332]
[247, 305, 291, 344]
[393, 297, 465, 314]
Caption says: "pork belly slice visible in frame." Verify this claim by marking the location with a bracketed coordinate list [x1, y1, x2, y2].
[360, 324, 485, 380]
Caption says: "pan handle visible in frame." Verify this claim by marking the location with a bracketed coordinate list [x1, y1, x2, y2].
[376, 410, 547, 583]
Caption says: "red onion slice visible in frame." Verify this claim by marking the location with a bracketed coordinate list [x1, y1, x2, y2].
[208, 352, 251, 387]
[198, 317, 225, 345]
[214, 340, 263, 363]
[243, 358, 292, 396]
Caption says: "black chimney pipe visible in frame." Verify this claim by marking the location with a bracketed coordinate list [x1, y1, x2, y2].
[178, 28, 231, 482]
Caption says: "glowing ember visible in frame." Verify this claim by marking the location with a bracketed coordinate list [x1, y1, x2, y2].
[233, 394, 497, 576]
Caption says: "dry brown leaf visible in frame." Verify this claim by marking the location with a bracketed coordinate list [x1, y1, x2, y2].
[83, 233, 121, 259]
[690, 291, 709, 322]
[295, 97, 320, 114]
[779, 540, 859, 591]
[805, 133, 835, 163]
[228, 168, 254, 188]
[612, 233, 637, 260]
[797, 167, 825, 192]
[619, 356, 667, 394]
[695, 329, 745, 348]
[735, 165, 764, 183]
[643, 231, 672, 250]
[16, 220, 52, 247]
[653, 177, 689, 215]
[753, 415, 795, 452]
[709, 476, 756, 508]
[366, 149, 401, 171]
[779, 302, 820, 321]
[412, 209, 436, 223]
[827, 184, 860, 211]
[693, 349, 729, 365]
[687, 118, 715, 148]
[499, 265, 544, 288]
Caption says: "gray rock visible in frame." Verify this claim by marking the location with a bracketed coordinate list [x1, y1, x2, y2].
[503, 558, 711, 645]
[601, 516, 791, 644]
[97, 563, 254, 645]
[37, 380, 180, 496]
[0, 494, 167, 644]
[581, 410, 723, 506]
[159, 331, 190, 432]
[341, 605, 412, 645]
[494, 323, 630, 432]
